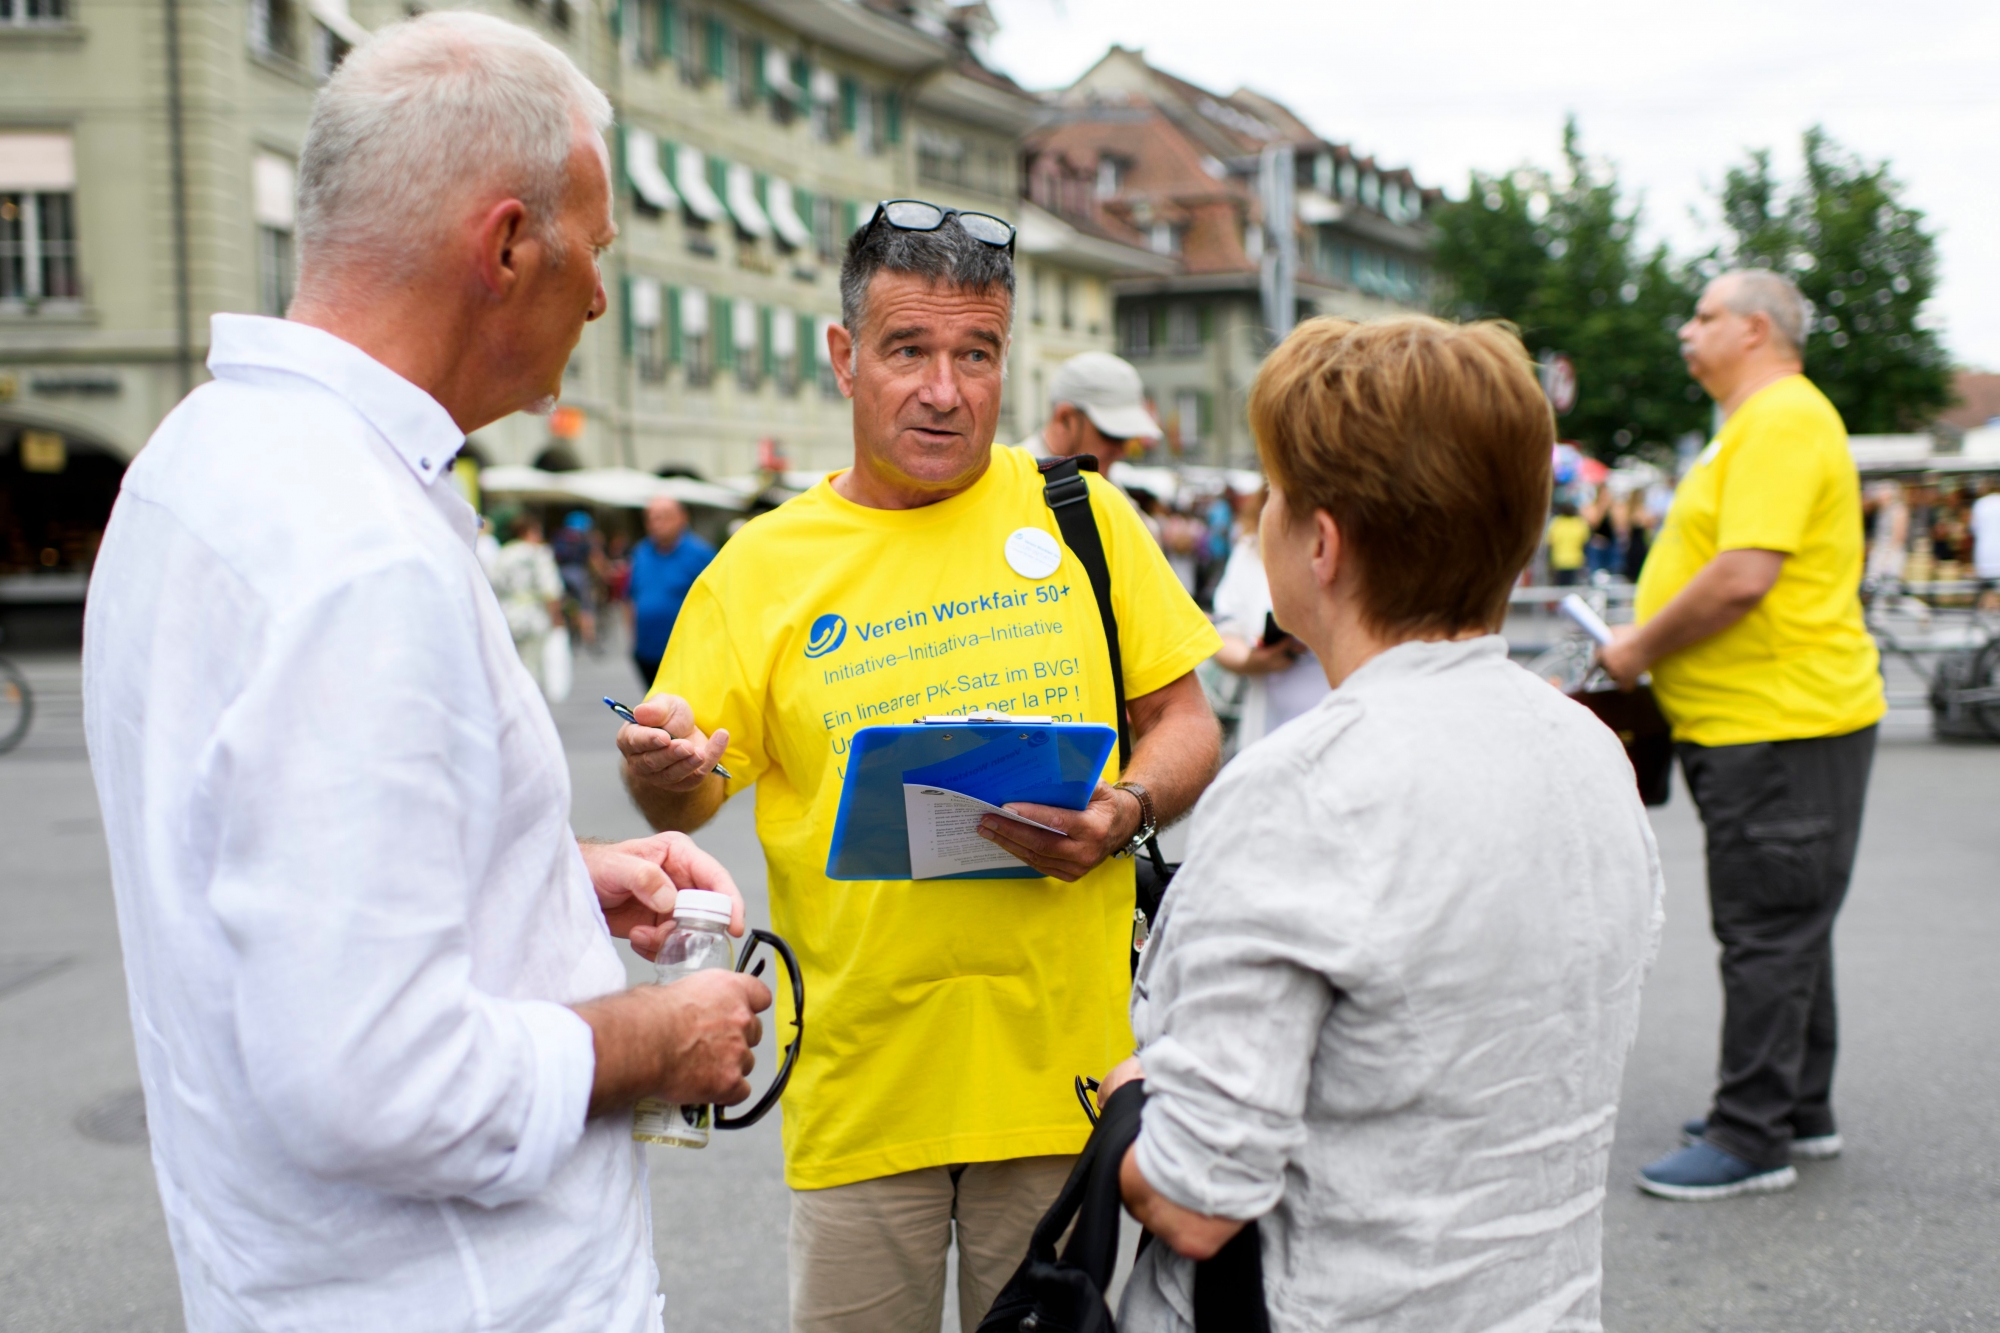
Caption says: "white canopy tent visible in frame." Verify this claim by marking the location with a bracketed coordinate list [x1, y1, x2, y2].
[478, 465, 748, 512]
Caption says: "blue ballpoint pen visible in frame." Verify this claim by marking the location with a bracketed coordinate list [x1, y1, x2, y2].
[604, 697, 733, 780]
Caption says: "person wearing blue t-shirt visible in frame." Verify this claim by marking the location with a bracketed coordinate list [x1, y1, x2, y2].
[627, 494, 716, 688]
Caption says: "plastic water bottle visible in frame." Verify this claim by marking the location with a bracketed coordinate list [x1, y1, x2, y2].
[632, 889, 734, 1148]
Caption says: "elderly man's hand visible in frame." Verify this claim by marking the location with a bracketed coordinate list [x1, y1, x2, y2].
[976, 782, 1141, 882]
[579, 833, 745, 961]
[617, 694, 730, 793]
[1597, 625, 1648, 692]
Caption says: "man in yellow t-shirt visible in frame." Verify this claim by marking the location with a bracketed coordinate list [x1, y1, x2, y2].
[1604, 269, 1882, 1203]
[615, 204, 1222, 1333]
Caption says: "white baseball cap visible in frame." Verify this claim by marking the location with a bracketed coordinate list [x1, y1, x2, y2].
[1049, 352, 1162, 442]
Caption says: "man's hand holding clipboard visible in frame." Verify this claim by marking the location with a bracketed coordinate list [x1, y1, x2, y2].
[976, 781, 1146, 883]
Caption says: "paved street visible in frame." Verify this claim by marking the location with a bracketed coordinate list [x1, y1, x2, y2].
[3, 640, 1996, 1332]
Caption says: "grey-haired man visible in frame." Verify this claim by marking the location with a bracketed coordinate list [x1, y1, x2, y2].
[1021, 350, 1164, 473]
[615, 203, 1222, 1332]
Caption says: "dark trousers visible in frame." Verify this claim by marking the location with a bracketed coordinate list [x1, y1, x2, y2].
[1678, 725, 1876, 1168]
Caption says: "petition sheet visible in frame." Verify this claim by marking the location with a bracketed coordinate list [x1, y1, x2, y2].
[903, 784, 1068, 879]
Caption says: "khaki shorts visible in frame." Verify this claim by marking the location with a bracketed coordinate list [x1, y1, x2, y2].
[789, 1155, 1075, 1333]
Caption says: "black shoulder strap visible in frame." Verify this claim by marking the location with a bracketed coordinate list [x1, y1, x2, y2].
[1039, 455, 1133, 770]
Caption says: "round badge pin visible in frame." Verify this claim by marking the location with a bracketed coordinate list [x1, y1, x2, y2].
[1004, 527, 1063, 580]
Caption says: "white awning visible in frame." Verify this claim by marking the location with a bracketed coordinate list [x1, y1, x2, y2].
[764, 45, 803, 102]
[252, 153, 296, 229]
[724, 163, 771, 238]
[765, 176, 812, 249]
[732, 298, 758, 351]
[0, 132, 74, 191]
[810, 67, 840, 104]
[1295, 190, 1342, 225]
[480, 465, 748, 512]
[772, 306, 797, 358]
[306, 0, 370, 48]
[673, 145, 725, 222]
[630, 275, 661, 329]
[679, 287, 709, 337]
[624, 127, 678, 212]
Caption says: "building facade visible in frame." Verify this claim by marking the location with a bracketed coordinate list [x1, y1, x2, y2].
[3, 0, 1164, 585]
[1028, 46, 1438, 469]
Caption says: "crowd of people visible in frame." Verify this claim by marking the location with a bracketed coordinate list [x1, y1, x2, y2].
[75, 14, 1890, 1333]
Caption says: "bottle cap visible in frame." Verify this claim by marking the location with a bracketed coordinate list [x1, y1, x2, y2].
[671, 889, 734, 928]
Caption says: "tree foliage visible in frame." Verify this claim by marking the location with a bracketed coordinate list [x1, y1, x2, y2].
[1431, 120, 1706, 459]
[1716, 128, 1952, 433]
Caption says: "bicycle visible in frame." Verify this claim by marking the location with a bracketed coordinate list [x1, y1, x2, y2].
[1862, 576, 2000, 740]
[0, 627, 32, 755]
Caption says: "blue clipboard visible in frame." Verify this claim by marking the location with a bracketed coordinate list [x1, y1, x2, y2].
[824, 718, 1119, 881]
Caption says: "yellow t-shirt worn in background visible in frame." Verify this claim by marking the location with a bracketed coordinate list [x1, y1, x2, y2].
[1546, 515, 1590, 571]
[1634, 375, 1884, 747]
[656, 444, 1221, 1190]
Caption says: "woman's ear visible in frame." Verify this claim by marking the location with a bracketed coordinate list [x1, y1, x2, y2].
[1310, 508, 1343, 591]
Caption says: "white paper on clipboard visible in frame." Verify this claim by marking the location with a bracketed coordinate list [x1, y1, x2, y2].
[902, 785, 1067, 879]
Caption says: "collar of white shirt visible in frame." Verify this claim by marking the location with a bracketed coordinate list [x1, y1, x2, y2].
[207, 312, 466, 489]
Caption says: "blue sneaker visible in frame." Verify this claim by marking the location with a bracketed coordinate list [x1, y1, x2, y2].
[1638, 1141, 1797, 1200]
[1681, 1117, 1843, 1160]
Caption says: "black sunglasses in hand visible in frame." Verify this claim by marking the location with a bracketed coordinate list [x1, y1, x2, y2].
[859, 199, 1016, 254]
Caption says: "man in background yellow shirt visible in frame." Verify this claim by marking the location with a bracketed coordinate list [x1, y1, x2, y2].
[612, 204, 1222, 1333]
[1604, 269, 1882, 1202]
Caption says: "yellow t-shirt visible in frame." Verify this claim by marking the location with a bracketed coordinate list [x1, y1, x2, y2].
[1546, 514, 1590, 571]
[656, 444, 1221, 1189]
[1634, 375, 1884, 746]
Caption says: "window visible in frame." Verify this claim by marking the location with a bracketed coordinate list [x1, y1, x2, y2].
[0, 133, 80, 306]
[812, 195, 839, 265]
[733, 298, 760, 389]
[680, 287, 711, 386]
[883, 93, 903, 146]
[1175, 390, 1208, 451]
[249, 0, 299, 61]
[0, 0, 70, 24]
[1058, 274, 1073, 332]
[629, 275, 664, 381]
[1166, 303, 1201, 355]
[703, 15, 727, 81]
[1096, 156, 1123, 198]
[917, 127, 968, 186]
[772, 305, 798, 394]
[1027, 265, 1043, 326]
[1338, 161, 1358, 201]
[253, 152, 296, 317]
[1147, 222, 1181, 256]
[815, 316, 840, 398]
[1119, 306, 1152, 358]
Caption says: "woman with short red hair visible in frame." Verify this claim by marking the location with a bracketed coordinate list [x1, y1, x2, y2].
[1101, 317, 1665, 1331]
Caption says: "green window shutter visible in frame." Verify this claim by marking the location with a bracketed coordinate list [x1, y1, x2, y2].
[610, 0, 625, 42]
[752, 39, 768, 97]
[1151, 307, 1167, 349]
[658, 0, 677, 58]
[714, 297, 735, 370]
[1197, 391, 1212, 436]
[759, 306, 774, 376]
[619, 273, 634, 357]
[839, 76, 858, 132]
[799, 313, 817, 372]
[705, 16, 726, 78]
[884, 92, 903, 145]
[666, 286, 682, 365]
[794, 186, 816, 244]
[755, 172, 769, 209]
[841, 200, 859, 238]
[1197, 303, 1213, 345]
[707, 153, 727, 199]
[790, 54, 809, 101]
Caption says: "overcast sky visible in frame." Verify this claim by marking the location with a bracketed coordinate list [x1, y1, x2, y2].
[987, 0, 2000, 373]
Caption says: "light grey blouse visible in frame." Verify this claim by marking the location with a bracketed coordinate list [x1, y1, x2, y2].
[1121, 636, 1664, 1333]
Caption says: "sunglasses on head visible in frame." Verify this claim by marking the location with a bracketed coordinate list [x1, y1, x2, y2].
[859, 199, 1016, 254]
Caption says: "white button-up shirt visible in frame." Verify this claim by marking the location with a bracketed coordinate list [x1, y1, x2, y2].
[1121, 637, 1664, 1333]
[84, 315, 659, 1333]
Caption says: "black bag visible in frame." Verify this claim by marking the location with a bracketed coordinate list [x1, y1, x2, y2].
[1037, 456, 1178, 948]
[1569, 684, 1674, 806]
[975, 1081, 1271, 1333]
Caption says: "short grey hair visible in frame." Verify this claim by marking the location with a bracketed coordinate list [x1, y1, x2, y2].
[838, 211, 1015, 354]
[298, 11, 612, 278]
[1715, 268, 1811, 355]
